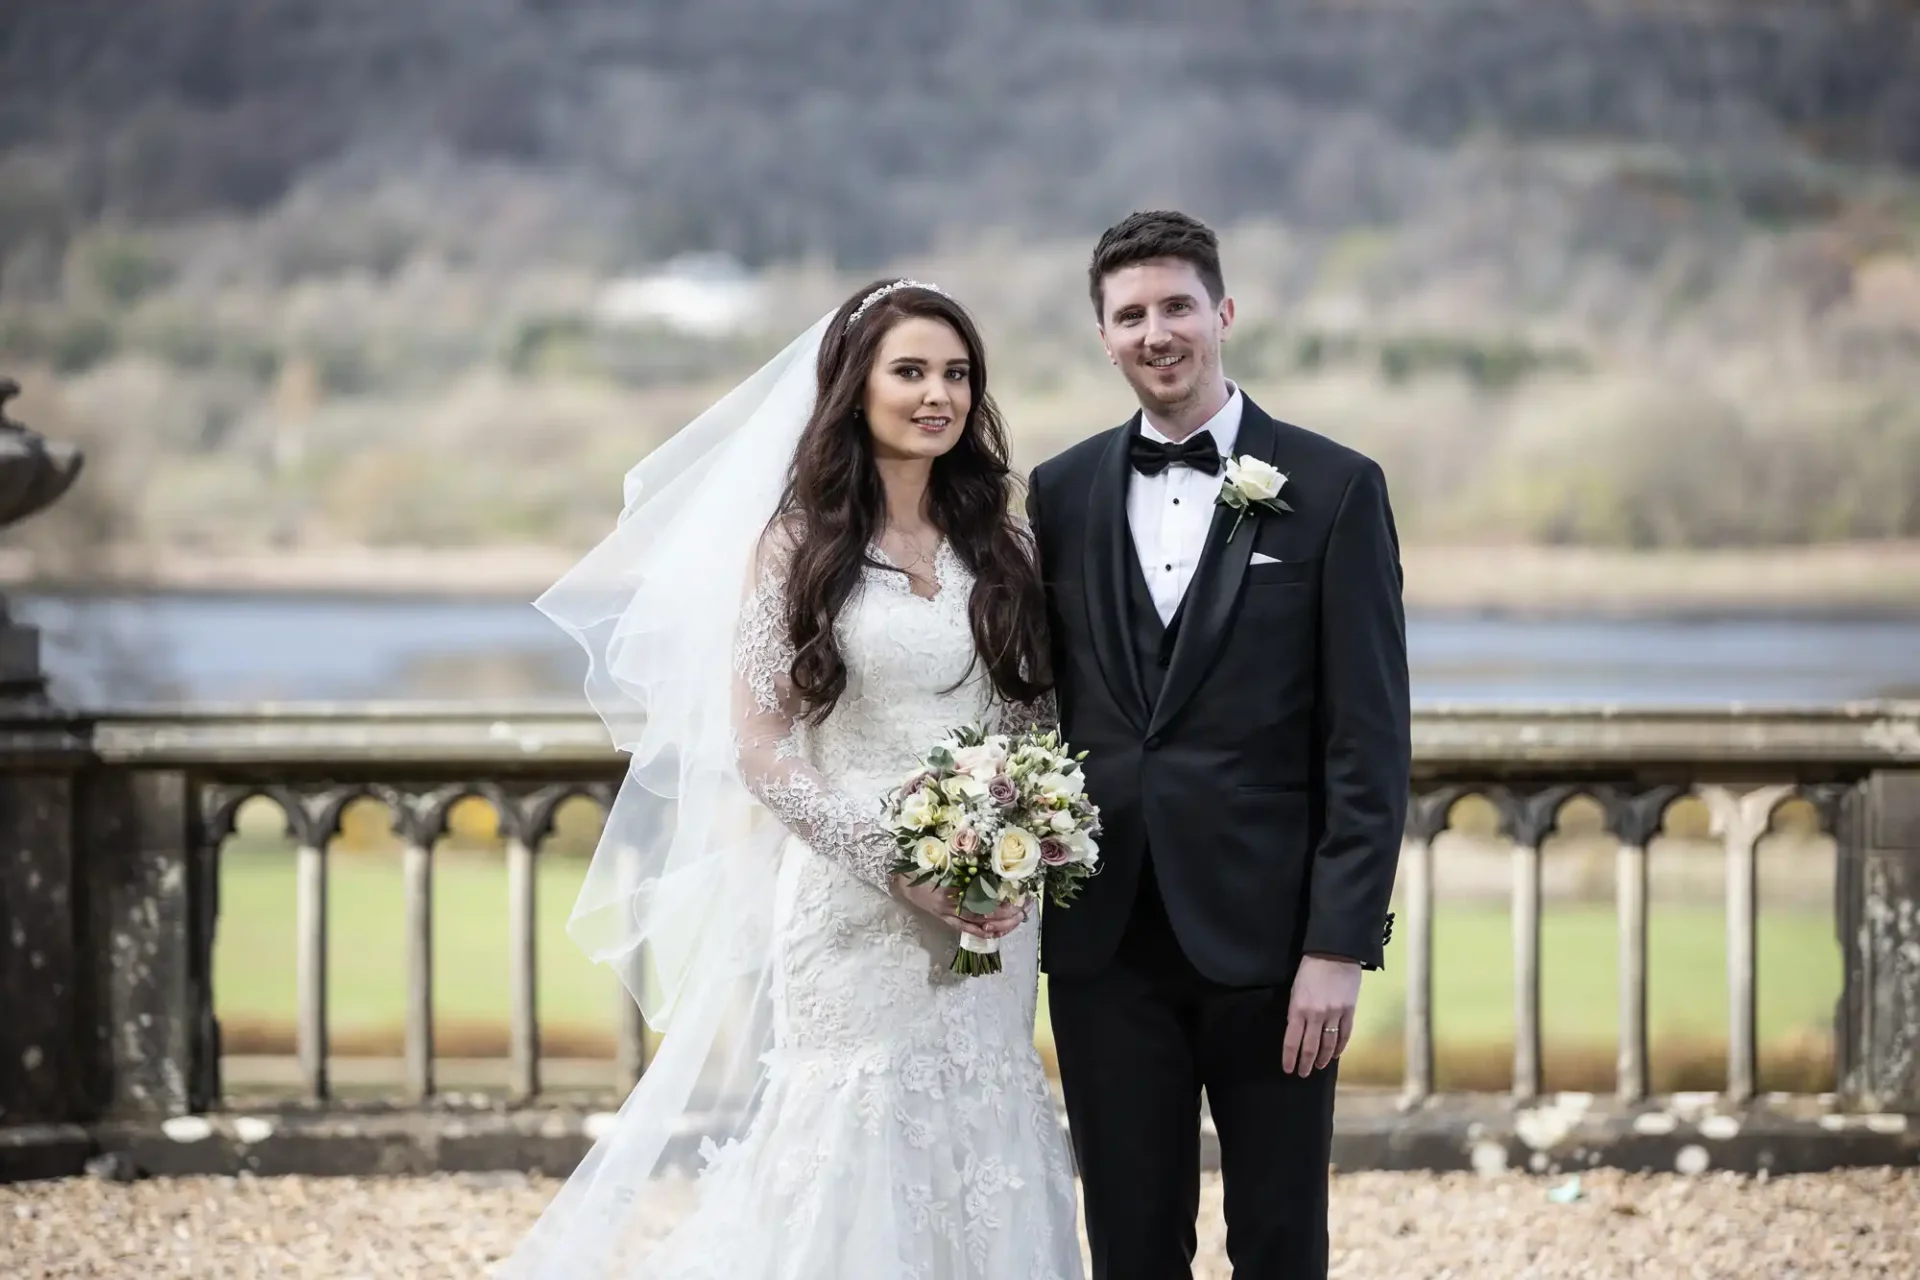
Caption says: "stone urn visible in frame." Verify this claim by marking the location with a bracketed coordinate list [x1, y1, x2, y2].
[0, 377, 83, 526]
[0, 375, 86, 700]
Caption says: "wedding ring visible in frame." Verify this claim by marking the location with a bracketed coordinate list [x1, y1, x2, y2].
[1321, 1026, 1338, 1037]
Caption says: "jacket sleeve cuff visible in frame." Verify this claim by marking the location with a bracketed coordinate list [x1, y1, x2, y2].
[1302, 910, 1394, 972]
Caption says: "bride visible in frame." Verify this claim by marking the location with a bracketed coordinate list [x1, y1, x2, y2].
[498, 280, 1085, 1278]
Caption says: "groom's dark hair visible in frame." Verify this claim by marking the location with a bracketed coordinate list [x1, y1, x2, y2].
[1088, 210, 1226, 320]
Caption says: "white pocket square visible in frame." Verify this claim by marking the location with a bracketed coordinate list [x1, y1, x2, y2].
[1250, 552, 1283, 565]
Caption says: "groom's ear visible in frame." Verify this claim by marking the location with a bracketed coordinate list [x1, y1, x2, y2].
[1094, 321, 1117, 365]
[1216, 295, 1236, 340]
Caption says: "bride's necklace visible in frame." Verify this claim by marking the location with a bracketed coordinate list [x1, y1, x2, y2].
[880, 525, 942, 589]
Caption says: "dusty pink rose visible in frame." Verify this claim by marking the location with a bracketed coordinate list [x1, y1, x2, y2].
[902, 772, 929, 796]
[1039, 837, 1072, 866]
[952, 825, 980, 856]
[986, 774, 1019, 807]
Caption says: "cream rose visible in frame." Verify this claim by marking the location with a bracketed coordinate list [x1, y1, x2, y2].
[912, 835, 951, 874]
[1049, 809, 1077, 834]
[1226, 455, 1286, 502]
[992, 827, 1042, 880]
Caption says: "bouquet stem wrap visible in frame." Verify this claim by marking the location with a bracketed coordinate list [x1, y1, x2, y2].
[955, 929, 1004, 976]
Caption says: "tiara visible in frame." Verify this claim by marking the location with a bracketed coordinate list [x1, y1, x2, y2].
[845, 278, 950, 331]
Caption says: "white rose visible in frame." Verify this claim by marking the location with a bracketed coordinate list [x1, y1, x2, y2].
[942, 774, 988, 804]
[1227, 455, 1286, 502]
[1049, 810, 1077, 834]
[991, 827, 1042, 881]
[897, 789, 940, 831]
[951, 742, 1009, 778]
[912, 835, 951, 874]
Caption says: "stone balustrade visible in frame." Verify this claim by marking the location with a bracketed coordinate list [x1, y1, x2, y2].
[3, 701, 1918, 1180]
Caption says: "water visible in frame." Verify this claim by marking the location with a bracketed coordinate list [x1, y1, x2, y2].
[19, 591, 1920, 707]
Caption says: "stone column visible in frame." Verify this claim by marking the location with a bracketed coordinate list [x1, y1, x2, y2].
[72, 766, 219, 1118]
[1837, 771, 1920, 1113]
[0, 713, 89, 1126]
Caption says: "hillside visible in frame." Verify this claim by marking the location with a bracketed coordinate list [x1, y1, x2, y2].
[2, 0, 1918, 572]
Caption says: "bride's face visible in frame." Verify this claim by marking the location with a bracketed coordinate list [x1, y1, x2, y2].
[862, 316, 973, 463]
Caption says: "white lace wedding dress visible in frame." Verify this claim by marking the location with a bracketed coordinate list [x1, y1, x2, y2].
[628, 534, 1083, 1279]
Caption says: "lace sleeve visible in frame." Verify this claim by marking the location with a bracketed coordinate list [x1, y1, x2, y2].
[732, 531, 898, 894]
[996, 688, 1058, 740]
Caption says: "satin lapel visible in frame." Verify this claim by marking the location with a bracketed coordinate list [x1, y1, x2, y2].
[1081, 418, 1150, 731]
[1146, 404, 1279, 739]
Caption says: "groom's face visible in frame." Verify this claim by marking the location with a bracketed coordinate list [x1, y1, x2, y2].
[1096, 258, 1233, 417]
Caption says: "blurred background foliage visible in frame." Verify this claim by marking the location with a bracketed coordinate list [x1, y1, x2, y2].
[2, 0, 1918, 572]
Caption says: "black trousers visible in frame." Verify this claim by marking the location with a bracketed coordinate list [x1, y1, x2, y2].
[1049, 859, 1337, 1280]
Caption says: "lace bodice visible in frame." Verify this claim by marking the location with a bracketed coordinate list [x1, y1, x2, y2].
[733, 532, 1040, 891]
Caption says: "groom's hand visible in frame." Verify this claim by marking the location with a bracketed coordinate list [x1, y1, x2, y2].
[1284, 954, 1363, 1076]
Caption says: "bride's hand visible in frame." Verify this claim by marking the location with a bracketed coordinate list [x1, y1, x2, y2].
[892, 875, 1027, 940]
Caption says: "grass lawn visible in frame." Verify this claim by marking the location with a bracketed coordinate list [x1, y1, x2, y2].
[216, 846, 623, 1046]
[215, 846, 1841, 1089]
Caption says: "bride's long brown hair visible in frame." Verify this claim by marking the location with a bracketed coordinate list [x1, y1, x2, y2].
[775, 281, 1049, 723]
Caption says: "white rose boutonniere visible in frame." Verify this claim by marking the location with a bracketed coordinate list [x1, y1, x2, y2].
[1217, 454, 1292, 539]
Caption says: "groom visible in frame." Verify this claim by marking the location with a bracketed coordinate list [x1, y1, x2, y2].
[1028, 211, 1410, 1279]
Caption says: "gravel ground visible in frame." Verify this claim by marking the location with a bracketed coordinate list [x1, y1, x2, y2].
[4, 1168, 1917, 1278]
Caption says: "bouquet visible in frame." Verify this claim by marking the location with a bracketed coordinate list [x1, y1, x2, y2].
[882, 723, 1102, 976]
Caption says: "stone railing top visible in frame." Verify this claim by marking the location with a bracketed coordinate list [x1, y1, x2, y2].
[21, 699, 1915, 772]
[1408, 700, 1920, 773]
[83, 701, 619, 768]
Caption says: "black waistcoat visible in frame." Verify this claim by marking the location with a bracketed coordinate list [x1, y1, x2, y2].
[1123, 549, 1190, 709]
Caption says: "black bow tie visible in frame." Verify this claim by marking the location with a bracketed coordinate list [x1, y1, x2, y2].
[1129, 430, 1221, 478]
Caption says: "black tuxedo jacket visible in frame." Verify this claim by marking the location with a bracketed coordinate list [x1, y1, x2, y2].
[1027, 397, 1410, 986]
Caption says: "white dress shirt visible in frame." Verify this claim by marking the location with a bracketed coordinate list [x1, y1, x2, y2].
[1126, 384, 1244, 625]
